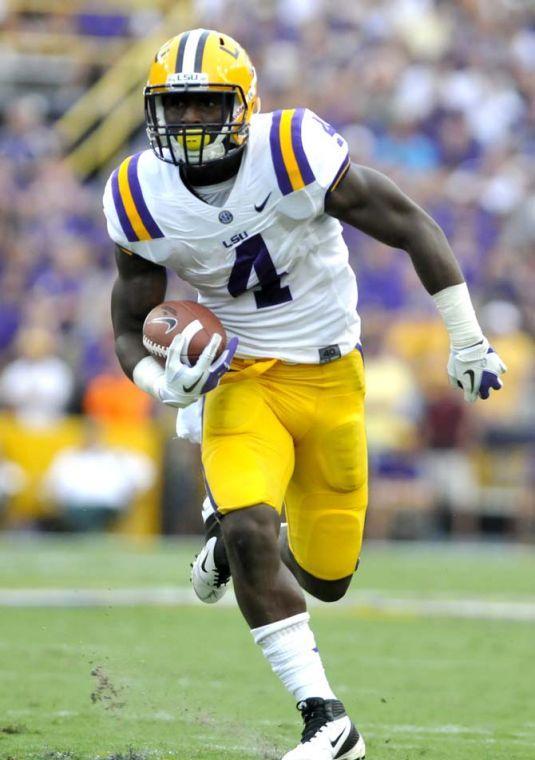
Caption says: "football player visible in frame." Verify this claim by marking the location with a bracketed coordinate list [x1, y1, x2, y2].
[104, 29, 506, 760]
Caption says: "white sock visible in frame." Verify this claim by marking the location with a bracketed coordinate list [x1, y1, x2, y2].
[251, 612, 337, 702]
[201, 496, 215, 524]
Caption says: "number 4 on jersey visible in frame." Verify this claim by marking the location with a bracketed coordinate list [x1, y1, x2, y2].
[228, 233, 292, 309]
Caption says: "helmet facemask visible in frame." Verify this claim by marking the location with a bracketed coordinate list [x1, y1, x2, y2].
[145, 83, 249, 167]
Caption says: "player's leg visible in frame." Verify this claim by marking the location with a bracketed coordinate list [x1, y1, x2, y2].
[275, 349, 367, 758]
[220, 503, 305, 624]
[280, 525, 355, 603]
[198, 368, 297, 608]
[202, 374, 304, 624]
[193, 501, 359, 605]
[177, 395, 233, 602]
[203, 373, 364, 759]
[283, 349, 367, 601]
[221, 506, 364, 759]
[190, 496, 231, 603]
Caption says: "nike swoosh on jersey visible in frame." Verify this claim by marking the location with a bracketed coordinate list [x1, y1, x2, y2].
[254, 192, 272, 212]
[463, 369, 475, 392]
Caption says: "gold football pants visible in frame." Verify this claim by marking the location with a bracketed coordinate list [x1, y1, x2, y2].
[201, 349, 367, 580]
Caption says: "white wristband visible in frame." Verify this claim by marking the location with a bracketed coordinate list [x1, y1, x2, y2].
[132, 356, 165, 401]
[432, 282, 484, 351]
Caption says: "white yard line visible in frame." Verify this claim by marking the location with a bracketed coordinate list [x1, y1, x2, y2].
[1, 586, 535, 621]
[4, 709, 535, 751]
[366, 723, 535, 738]
[6, 715, 532, 752]
[350, 593, 535, 621]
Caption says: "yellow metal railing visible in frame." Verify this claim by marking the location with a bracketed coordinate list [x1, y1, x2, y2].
[53, 0, 193, 177]
[2, 1, 175, 66]
[0, 31, 129, 64]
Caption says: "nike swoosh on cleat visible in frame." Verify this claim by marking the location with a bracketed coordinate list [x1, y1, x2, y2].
[200, 553, 210, 573]
[254, 192, 271, 212]
[183, 377, 203, 394]
[330, 728, 346, 748]
[463, 369, 475, 392]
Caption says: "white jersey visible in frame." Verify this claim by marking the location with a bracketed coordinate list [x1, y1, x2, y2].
[103, 108, 361, 364]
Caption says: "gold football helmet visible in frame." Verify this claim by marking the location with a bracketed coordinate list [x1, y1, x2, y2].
[145, 29, 258, 166]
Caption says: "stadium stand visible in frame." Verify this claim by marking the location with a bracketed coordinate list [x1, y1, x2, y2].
[0, 0, 533, 537]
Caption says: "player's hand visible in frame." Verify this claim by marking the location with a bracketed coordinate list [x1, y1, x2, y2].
[447, 337, 507, 403]
[157, 333, 239, 408]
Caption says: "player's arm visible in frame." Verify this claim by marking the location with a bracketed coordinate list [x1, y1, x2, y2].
[111, 246, 238, 408]
[111, 245, 167, 379]
[325, 164, 506, 401]
[104, 176, 234, 405]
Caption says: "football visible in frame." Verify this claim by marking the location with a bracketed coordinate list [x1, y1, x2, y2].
[142, 300, 227, 367]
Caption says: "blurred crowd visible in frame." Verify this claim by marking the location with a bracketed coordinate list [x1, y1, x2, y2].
[0, 0, 533, 535]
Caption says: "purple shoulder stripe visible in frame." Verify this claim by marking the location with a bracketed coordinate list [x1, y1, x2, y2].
[269, 111, 293, 195]
[291, 108, 315, 185]
[111, 169, 138, 243]
[128, 153, 164, 239]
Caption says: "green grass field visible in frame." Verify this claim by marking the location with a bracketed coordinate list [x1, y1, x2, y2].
[0, 538, 534, 760]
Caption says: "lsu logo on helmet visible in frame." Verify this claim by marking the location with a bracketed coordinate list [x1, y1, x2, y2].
[144, 29, 259, 167]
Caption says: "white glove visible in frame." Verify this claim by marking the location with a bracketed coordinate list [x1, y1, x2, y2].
[447, 337, 507, 403]
[157, 333, 238, 409]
